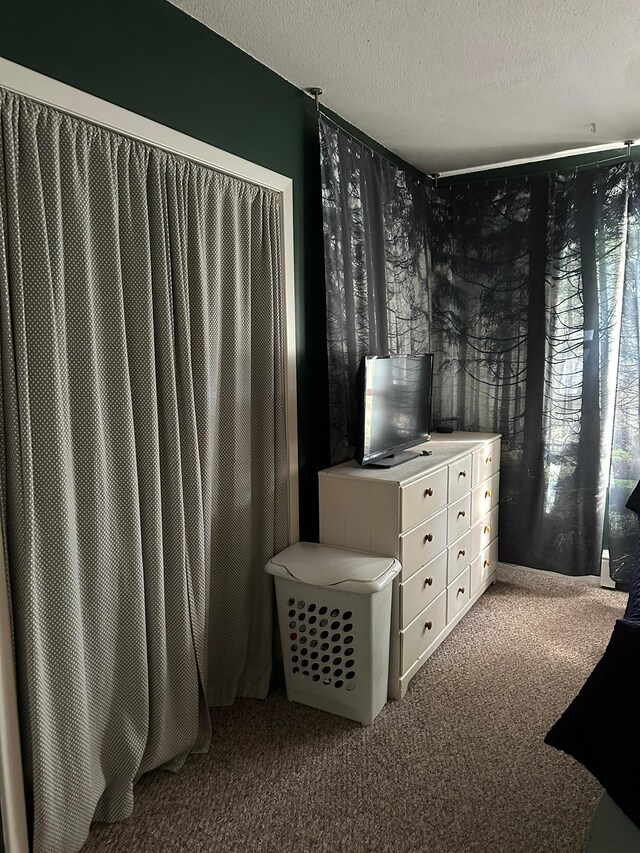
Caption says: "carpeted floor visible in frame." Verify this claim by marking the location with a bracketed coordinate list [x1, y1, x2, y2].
[83, 565, 625, 853]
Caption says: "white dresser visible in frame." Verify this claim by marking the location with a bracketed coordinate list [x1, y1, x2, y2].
[318, 432, 501, 699]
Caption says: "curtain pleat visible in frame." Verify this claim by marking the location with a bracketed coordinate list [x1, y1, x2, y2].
[0, 89, 288, 853]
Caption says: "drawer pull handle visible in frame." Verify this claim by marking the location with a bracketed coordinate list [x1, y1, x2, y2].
[486, 455, 492, 463]
[425, 620, 433, 631]
[484, 525, 491, 533]
[458, 586, 466, 594]
[458, 549, 466, 557]
[423, 533, 433, 544]
[423, 487, 433, 497]
[458, 510, 466, 518]
[484, 559, 491, 568]
[485, 490, 492, 498]
[459, 470, 467, 477]
[424, 576, 433, 587]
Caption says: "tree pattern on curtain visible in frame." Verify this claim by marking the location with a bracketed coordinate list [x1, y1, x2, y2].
[320, 117, 431, 463]
[320, 116, 640, 582]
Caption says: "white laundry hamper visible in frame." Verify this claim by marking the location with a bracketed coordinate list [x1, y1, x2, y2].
[266, 542, 401, 725]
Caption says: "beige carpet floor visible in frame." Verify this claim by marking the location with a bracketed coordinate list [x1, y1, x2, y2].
[83, 565, 625, 853]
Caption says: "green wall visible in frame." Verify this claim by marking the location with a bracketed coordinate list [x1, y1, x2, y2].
[0, 0, 430, 540]
[0, 0, 333, 538]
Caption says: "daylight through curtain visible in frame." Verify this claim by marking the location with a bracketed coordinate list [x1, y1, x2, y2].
[0, 90, 289, 853]
[320, 116, 640, 582]
[320, 118, 431, 462]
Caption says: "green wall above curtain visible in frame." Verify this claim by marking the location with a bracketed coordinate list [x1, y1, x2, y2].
[0, 0, 326, 535]
[0, 0, 427, 541]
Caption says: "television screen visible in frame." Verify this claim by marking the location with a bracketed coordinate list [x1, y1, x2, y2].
[355, 354, 434, 466]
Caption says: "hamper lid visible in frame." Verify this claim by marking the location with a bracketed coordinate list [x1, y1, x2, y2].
[265, 542, 400, 593]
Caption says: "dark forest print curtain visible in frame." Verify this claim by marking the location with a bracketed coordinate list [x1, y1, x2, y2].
[320, 116, 640, 582]
[320, 117, 432, 463]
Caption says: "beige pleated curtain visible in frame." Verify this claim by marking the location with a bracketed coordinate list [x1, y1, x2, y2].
[0, 89, 289, 853]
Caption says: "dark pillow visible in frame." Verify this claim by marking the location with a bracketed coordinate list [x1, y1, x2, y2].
[545, 618, 640, 830]
[627, 480, 640, 517]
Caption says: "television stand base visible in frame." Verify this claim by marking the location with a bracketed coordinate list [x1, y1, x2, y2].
[365, 450, 420, 469]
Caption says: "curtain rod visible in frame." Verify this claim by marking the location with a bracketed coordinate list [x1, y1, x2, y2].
[316, 109, 433, 184]
[307, 90, 637, 187]
[438, 139, 637, 178]
[436, 144, 637, 189]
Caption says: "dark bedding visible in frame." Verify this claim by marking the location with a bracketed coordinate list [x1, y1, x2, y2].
[545, 480, 640, 831]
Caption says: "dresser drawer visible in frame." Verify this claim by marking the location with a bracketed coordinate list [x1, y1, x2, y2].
[399, 507, 448, 580]
[471, 538, 499, 594]
[470, 505, 499, 560]
[400, 467, 448, 532]
[471, 472, 500, 523]
[447, 529, 471, 583]
[447, 492, 471, 542]
[448, 454, 472, 503]
[472, 439, 500, 486]
[447, 565, 470, 622]
[400, 590, 447, 672]
[400, 551, 447, 628]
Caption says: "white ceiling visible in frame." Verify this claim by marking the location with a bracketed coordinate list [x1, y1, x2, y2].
[169, 0, 640, 173]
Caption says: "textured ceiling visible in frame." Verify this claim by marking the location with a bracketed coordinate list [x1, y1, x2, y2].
[169, 0, 640, 173]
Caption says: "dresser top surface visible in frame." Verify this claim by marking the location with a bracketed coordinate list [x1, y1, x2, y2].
[319, 432, 500, 487]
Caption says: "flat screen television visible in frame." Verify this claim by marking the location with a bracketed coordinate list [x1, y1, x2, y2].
[355, 354, 434, 467]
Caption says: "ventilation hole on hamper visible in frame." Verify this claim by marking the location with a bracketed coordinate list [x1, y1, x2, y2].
[303, 670, 309, 677]
[343, 623, 353, 632]
[290, 633, 297, 641]
[308, 615, 317, 624]
[343, 610, 352, 619]
[320, 643, 329, 651]
[331, 633, 341, 642]
[312, 674, 320, 682]
[309, 628, 317, 637]
[288, 609, 295, 618]
[323, 677, 331, 685]
[330, 609, 340, 618]
[297, 601, 305, 609]
[289, 621, 296, 629]
[334, 680, 343, 689]
[331, 621, 340, 630]
[297, 612, 306, 621]
[345, 659, 354, 669]
[320, 632, 329, 640]
[311, 663, 319, 671]
[334, 668, 343, 678]
[310, 640, 318, 649]
[319, 618, 328, 627]
[322, 665, 331, 674]
[311, 651, 319, 659]
[319, 606, 328, 615]
[346, 682, 356, 691]
[333, 657, 342, 666]
[346, 671, 355, 680]
[332, 646, 341, 655]
[290, 644, 298, 652]
[344, 635, 354, 644]
[321, 654, 330, 663]
[344, 647, 354, 657]
[299, 625, 307, 633]
[308, 603, 316, 612]
[291, 655, 299, 663]
[292, 666, 299, 673]
[301, 659, 309, 667]
[287, 598, 295, 606]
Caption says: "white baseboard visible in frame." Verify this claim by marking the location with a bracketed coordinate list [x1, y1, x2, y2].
[599, 550, 616, 589]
